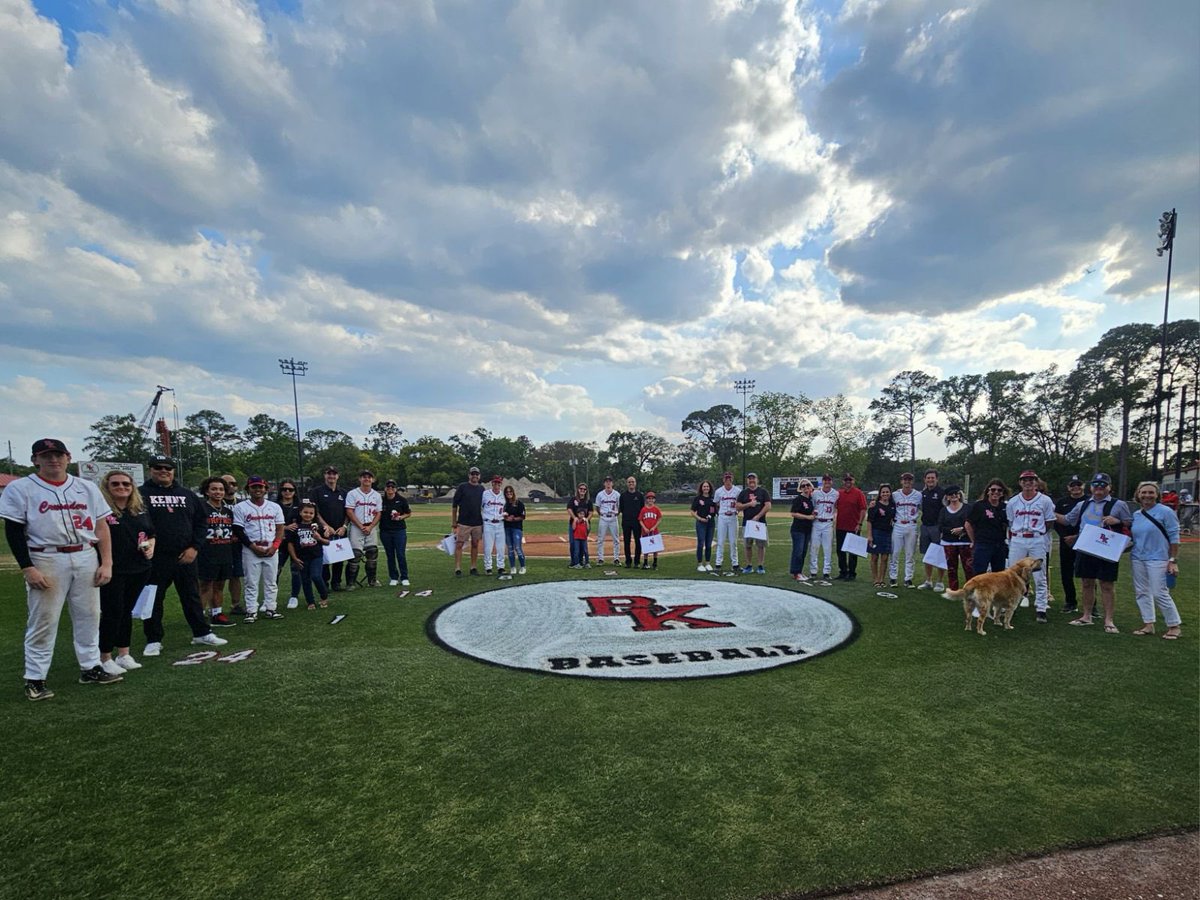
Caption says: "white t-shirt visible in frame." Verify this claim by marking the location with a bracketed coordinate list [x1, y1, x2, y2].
[0, 473, 110, 547]
[345, 488, 382, 526]
[595, 488, 621, 518]
[714, 485, 740, 517]
[812, 487, 839, 522]
[233, 499, 285, 544]
[1006, 492, 1056, 536]
[481, 489, 506, 522]
[893, 488, 922, 527]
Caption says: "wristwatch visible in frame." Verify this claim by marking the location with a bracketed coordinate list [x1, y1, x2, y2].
[1168, 557, 1177, 563]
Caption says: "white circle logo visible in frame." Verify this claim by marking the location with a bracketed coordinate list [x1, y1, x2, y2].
[428, 579, 858, 680]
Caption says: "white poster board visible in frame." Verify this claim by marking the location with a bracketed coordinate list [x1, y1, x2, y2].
[77, 460, 145, 486]
[322, 538, 354, 564]
[743, 520, 768, 541]
[437, 534, 457, 555]
[640, 533, 665, 554]
[840, 532, 869, 558]
[922, 542, 948, 570]
[132, 584, 157, 619]
[1074, 523, 1129, 562]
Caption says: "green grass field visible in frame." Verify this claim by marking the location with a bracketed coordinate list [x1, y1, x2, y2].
[2, 507, 1197, 899]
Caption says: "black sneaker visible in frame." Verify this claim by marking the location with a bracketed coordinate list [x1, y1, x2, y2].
[652, 560, 658, 570]
[1062, 604, 1078, 615]
[455, 569, 462, 577]
[210, 613, 236, 627]
[261, 609, 285, 620]
[331, 584, 345, 592]
[367, 580, 383, 588]
[79, 665, 122, 685]
[1036, 611, 1048, 623]
[230, 605, 247, 616]
[469, 568, 479, 576]
[625, 561, 632, 569]
[24, 680, 54, 701]
[889, 580, 898, 588]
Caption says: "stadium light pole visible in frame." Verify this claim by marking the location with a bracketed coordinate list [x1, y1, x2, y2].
[1152, 209, 1177, 482]
[279, 358, 308, 483]
[734, 378, 755, 480]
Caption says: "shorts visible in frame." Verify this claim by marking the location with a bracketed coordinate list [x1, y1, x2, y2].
[456, 524, 482, 545]
[919, 524, 940, 553]
[198, 554, 234, 583]
[871, 530, 893, 555]
[1075, 553, 1119, 582]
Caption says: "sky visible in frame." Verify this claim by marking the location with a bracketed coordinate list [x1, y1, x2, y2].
[1, 0, 1197, 465]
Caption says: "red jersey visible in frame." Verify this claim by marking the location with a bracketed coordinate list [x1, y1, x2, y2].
[639, 505, 662, 534]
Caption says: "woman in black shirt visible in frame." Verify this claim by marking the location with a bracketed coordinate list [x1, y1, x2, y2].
[691, 481, 717, 572]
[966, 479, 1009, 575]
[98, 471, 156, 674]
[867, 484, 897, 587]
[789, 480, 817, 582]
[937, 485, 974, 591]
[503, 485, 527, 574]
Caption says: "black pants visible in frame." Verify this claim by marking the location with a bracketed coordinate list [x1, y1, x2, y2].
[622, 523, 642, 566]
[144, 551, 211, 641]
[1058, 540, 1078, 607]
[323, 560, 346, 588]
[836, 529, 861, 576]
[99, 570, 149, 653]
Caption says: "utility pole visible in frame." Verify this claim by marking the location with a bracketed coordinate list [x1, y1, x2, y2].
[279, 358, 308, 484]
[1152, 208, 1177, 482]
[734, 378, 755, 481]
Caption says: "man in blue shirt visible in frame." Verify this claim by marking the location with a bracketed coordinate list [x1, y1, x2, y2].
[1057, 473, 1132, 632]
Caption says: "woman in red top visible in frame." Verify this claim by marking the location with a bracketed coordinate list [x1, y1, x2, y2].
[639, 491, 662, 571]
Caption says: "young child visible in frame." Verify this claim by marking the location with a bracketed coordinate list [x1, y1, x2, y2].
[571, 515, 591, 569]
[287, 501, 331, 609]
[639, 490, 663, 570]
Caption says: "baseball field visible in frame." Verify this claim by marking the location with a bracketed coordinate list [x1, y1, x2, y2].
[2, 505, 1196, 899]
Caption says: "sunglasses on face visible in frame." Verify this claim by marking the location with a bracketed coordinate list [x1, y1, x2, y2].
[280, 487, 295, 492]
[109, 481, 133, 488]
[151, 465, 173, 471]
[988, 487, 1004, 492]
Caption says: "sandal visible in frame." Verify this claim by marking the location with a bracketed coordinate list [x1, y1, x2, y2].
[319, 599, 329, 608]
[1132, 627, 1154, 636]
[1067, 618, 1094, 626]
[1163, 631, 1181, 640]
[307, 604, 317, 611]
[1103, 624, 1120, 634]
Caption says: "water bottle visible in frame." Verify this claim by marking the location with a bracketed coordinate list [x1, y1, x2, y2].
[1166, 570, 1177, 589]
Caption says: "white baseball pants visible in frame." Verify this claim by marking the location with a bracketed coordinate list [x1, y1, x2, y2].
[482, 522, 506, 570]
[596, 517, 621, 561]
[809, 522, 834, 575]
[24, 549, 101, 680]
[243, 547, 280, 614]
[1008, 536, 1049, 611]
[714, 514, 739, 568]
[889, 525, 919, 581]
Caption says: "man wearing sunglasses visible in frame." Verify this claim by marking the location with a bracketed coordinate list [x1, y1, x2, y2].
[140, 456, 227, 655]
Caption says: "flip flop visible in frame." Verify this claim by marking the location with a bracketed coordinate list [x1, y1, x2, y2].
[1163, 632, 1181, 640]
[1104, 624, 1120, 634]
[1132, 627, 1154, 636]
[1067, 619, 1094, 626]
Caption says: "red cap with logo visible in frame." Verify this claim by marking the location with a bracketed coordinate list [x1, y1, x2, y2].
[32, 438, 69, 456]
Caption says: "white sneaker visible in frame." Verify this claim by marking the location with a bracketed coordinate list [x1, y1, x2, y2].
[697, 565, 706, 573]
[114, 655, 142, 670]
[286, 597, 299, 610]
[389, 579, 399, 587]
[101, 658, 125, 677]
[705, 564, 714, 572]
[917, 581, 932, 590]
[143, 642, 162, 657]
[933, 582, 945, 593]
[401, 579, 410, 586]
[192, 633, 228, 647]
[518, 567, 526, 575]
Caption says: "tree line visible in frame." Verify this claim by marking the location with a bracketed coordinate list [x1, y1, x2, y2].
[68, 319, 1198, 498]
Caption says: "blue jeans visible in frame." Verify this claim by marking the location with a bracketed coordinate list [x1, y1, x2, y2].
[695, 519, 714, 562]
[570, 537, 589, 566]
[301, 556, 328, 605]
[505, 527, 525, 568]
[790, 530, 811, 575]
[380, 528, 408, 580]
[972, 541, 1007, 575]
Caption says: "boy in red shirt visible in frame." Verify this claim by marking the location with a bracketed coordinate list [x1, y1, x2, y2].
[639, 491, 662, 570]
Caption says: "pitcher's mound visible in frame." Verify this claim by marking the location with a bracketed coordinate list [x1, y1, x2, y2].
[522, 534, 694, 558]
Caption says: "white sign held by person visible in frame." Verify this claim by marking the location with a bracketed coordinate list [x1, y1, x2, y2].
[323, 538, 354, 564]
[840, 532, 869, 558]
[77, 460, 145, 486]
[922, 543, 948, 570]
[1074, 524, 1129, 562]
[743, 521, 768, 541]
[640, 533, 665, 554]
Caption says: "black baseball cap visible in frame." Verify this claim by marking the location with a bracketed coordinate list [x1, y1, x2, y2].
[246, 475, 268, 489]
[149, 455, 175, 469]
[604, 475, 613, 481]
[469, 466, 481, 475]
[945, 484, 963, 495]
[1091, 473, 1111, 487]
[359, 469, 374, 478]
[385, 479, 397, 487]
[324, 466, 339, 474]
[32, 438, 69, 455]
[1068, 475, 1084, 486]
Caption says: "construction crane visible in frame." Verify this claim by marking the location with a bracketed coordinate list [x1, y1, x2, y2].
[137, 385, 177, 457]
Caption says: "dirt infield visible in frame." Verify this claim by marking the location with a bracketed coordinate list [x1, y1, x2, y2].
[521, 533, 695, 558]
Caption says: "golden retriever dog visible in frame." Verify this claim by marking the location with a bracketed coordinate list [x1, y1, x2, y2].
[943, 557, 1043, 636]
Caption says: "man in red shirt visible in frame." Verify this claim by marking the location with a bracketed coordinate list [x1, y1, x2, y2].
[835, 473, 868, 581]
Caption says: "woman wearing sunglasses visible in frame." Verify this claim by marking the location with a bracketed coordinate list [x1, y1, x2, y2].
[966, 479, 1010, 576]
[97, 471, 156, 675]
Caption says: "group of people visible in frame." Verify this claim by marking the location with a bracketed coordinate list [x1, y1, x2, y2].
[1, 440, 415, 702]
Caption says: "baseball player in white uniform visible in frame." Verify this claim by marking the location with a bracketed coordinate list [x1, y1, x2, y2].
[808, 475, 838, 577]
[232, 476, 286, 622]
[594, 476, 622, 564]
[1006, 469, 1057, 621]
[0, 439, 118, 700]
[712, 472, 741, 573]
[344, 470, 383, 588]
[481, 476, 508, 574]
[889, 473, 922, 586]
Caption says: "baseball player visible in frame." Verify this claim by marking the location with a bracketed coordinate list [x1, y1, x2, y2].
[1006, 469, 1058, 623]
[344, 469, 383, 588]
[480, 476, 508, 574]
[594, 475, 622, 565]
[712, 471, 741, 574]
[889, 472, 922, 587]
[808, 474, 838, 578]
[232, 476, 286, 622]
[0, 439, 118, 700]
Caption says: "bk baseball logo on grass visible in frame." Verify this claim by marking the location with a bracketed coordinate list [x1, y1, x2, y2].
[428, 580, 857, 680]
